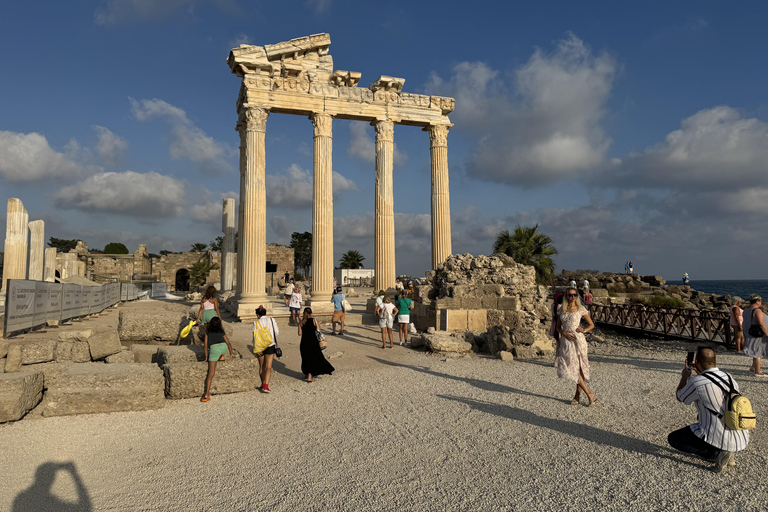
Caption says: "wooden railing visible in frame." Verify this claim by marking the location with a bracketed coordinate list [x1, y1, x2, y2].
[588, 303, 733, 345]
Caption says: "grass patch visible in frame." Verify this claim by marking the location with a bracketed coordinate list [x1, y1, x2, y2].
[640, 296, 686, 309]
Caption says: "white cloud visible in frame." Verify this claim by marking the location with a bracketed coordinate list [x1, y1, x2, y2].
[347, 123, 407, 168]
[187, 191, 239, 224]
[266, 164, 357, 208]
[425, 33, 616, 187]
[614, 106, 768, 190]
[95, 0, 238, 26]
[0, 131, 97, 182]
[229, 33, 251, 47]
[129, 97, 234, 174]
[94, 125, 128, 167]
[305, 0, 331, 15]
[54, 171, 187, 218]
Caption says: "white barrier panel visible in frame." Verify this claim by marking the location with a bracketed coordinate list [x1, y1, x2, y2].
[62, 284, 79, 320]
[4, 280, 37, 334]
[47, 283, 63, 321]
[90, 287, 101, 315]
[33, 283, 48, 326]
[120, 283, 128, 301]
[151, 282, 167, 298]
[80, 287, 91, 317]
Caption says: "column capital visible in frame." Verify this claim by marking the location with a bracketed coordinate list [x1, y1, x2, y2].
[241, 107, 269, 133]
[372, 119, 395, 143]
[424, 123, 452, 147]
[310, 112, 333, 138]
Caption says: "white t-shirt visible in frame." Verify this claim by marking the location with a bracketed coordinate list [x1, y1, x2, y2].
[380, 302, 396, 319]
[253, 317, 279, 348]
[289, 292, 302, 309]
[583, 279, 590, 289]
[285, 283, 294, 295]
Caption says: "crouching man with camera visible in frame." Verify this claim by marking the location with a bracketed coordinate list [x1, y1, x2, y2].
[669, 347, 749, 473]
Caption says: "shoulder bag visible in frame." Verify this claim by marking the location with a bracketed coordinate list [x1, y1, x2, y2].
[315, 319, 327, 350]
[748, 309, 764, 338]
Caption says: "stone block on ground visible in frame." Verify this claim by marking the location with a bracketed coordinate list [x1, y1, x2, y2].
[0, 371, 44, 422]
[0, 340, 8, 359]
[55, 342, 74, 362]
[424, 333, 473, 354]
[157, 345, 206, 366]
[497, 350, 514, 361]
[5, 345, 22, 373]
[72, 342, 92, 363]
[20, 340, 57, 364]
[513, 345, 540, 359]
[131, 345, 160, 364]
[42, 363, 165, 417]
[118, 310, 187, 343]
[105, 351, 136, 363]
[58, 330, 93, 342]
[87, 331, 123, 360]
[164, 359, 260, 399]
[409, 335, 425, 348]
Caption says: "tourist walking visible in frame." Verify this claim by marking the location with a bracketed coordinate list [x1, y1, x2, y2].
[395, 278, 405, 294]
[330, 287, 345, 335]
[730, 297, 744, 352]
[289, 284, 302, 324]
[298, 307, 334, 382]
[253, 305, 279, 393]
[668, 347, 749, 472]
[379, 295, 396, 348]
[556, 289, 597, 406]
[283, 279, 295, 307]
[196, 286, 221, 329]
[201, 317, 234, 402]
[628, 261, 634, 274]
[742, 294, 768, 376]
[395, 293, 413, 345]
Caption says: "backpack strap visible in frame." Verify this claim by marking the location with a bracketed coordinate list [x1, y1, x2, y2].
[700, 372, 734, 419]
[271, 317, 278, 345]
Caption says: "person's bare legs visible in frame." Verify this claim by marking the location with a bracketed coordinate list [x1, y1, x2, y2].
[203, 361, 217, 399]
[576, 366, 596, 404]
[258, 353, 274, 387]
[387, 328, 394, 348]
[753, 357, 763, 375]
[306, 373, 314, 383]
[399, 322, 407, 343]
[381, 328, 386, 348]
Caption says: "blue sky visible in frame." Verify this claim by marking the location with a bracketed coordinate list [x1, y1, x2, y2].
[2, 1, 768, 280]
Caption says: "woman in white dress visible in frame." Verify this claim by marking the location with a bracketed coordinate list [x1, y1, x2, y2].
[741, 294, 768, 376]
[556, 290, 597, 406]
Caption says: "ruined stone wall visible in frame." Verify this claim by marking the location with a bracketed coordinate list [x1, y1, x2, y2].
[89, 255, 135, 281]
[414, 253, 553, 357]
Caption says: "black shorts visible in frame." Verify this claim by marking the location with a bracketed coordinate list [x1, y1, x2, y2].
[258, 345, 277, 356]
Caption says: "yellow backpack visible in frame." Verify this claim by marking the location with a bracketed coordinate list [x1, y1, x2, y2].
[702, 372, 756, 431]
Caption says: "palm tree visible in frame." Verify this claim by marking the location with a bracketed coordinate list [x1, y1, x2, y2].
[190, 243, 208, 252]
[493, 224, 557, 284]
[189, 260, 220, 287]
[339, 250, 365, 269]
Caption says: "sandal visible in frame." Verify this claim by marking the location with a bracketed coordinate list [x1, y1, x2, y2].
[201, 396, 210, 402]
[570, 399, 580, 405]
[588, 397, 599, 407]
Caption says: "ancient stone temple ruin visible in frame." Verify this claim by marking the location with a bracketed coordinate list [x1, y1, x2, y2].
[227, 33, 455, 319]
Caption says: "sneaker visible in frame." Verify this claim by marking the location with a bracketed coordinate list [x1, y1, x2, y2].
[262, 384, 271, 393]
[714, 450, 734, 473]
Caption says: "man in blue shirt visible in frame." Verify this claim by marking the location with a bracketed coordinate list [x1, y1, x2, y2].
[330, 287, 346, 335]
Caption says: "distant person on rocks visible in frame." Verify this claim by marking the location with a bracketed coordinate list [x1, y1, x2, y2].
[330, 287, 346, 335]
[682, 273, 690, 286]
[253, 305, 279, 393]
[201, 317, 234, 402]
[379, 295, 397, 349]
[289, 284, 302, 325]
[395, 278, 405, 294]
[582, 279, 590, 292]
[625, 262, 630, 274]
[569, 279, 577, 289]
[556, 289, 597, 406]
[196, 286, 221, 330]
[629, 261, 634, 274]
[742, 294, 768, 376]
[284, 279, 295, 307]
[284, 271, 290, 284]
[669, 347, 748, 472]
[298, 307, 334, 383]
[582, 288, 592, 306]
[395, 293, 413, 345]
[730, 297, 744, 352]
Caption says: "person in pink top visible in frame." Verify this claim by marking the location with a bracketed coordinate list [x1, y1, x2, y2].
[730, 297, 744, 352]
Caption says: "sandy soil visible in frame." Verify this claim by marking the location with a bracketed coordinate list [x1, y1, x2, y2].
[2, 296, 768, 511]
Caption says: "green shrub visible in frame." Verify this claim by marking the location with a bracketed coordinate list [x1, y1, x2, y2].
[643, 296, 686, 309]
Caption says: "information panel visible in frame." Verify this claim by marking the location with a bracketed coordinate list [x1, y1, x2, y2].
[62, 284, 79, 320]
[151, 282, 167, 299]
[47, 283, 63, 321]
[79, 287, 91, 317]
[4, 280, 37, 334]
[33, 282, 48, 326]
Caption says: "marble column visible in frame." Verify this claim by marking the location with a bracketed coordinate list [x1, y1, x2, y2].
[308, 113, 334, 309]
[2, 198, 29, 293]
[425, 124, 453, 269]
[27, 220, 45, 281]
[236, 106, 270, 318]
[374, 119, 396, 292]
[44, 247, 57, 282]
[221, 198, 236, 292]
[236, 123, 245, 296]
[61, 252, 77, 280]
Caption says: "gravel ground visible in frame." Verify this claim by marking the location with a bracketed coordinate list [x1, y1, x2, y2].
[2, 309, 768, 511]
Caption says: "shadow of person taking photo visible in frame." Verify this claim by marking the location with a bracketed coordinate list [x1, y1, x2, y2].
[12, 461, 92, 512]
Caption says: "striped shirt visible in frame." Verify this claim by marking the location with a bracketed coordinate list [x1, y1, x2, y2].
[677, 368, 749, 452]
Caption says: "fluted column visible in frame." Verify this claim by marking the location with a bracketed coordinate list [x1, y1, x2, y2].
[309, 113, 334, 305]
[236, 122, 246, 296]
[236, 107, 270, 318]
[44, 247, 57, 282]
[2, 198, 29, 293]
[221, 198, 236, 292]
[425, 124, 453, 269]
[374, 119, 396, 291]
[27, 220, 45, 281]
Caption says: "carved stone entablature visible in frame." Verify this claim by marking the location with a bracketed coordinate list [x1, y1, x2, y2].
[369, 75, 405, 93]
[228, 33, 333, 79]
[331, 70, 361, 87]
[430, 96, 455, 115]
[264, 33, 331, 60]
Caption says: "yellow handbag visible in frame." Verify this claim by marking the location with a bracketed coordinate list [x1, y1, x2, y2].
[253, 321, 274, 354]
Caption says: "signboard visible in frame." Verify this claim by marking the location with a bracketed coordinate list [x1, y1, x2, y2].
[90, 287, 102, 314]
[120, 283, 128, 301]
[80, 287, 91, 317]
[151, 282, 167, 299]
[4, 280, 37, 334]
[62, 284, 79, 320]
[47, 283, 63, 321]
[33, 282, 48, 326]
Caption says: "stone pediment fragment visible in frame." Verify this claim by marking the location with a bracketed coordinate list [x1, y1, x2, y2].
[369, 75, 405, 93]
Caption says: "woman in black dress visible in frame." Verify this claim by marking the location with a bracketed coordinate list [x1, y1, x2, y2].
[298, 307, 334, 383]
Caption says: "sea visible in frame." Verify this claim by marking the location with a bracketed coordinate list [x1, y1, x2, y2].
[678, 279, 768, 300]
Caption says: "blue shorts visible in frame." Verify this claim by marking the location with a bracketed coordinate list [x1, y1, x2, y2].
[289, 307, 300, 312]
[208, 343, 228, 362]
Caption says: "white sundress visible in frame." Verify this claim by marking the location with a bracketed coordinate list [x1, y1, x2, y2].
[556, 306, 591, 383]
